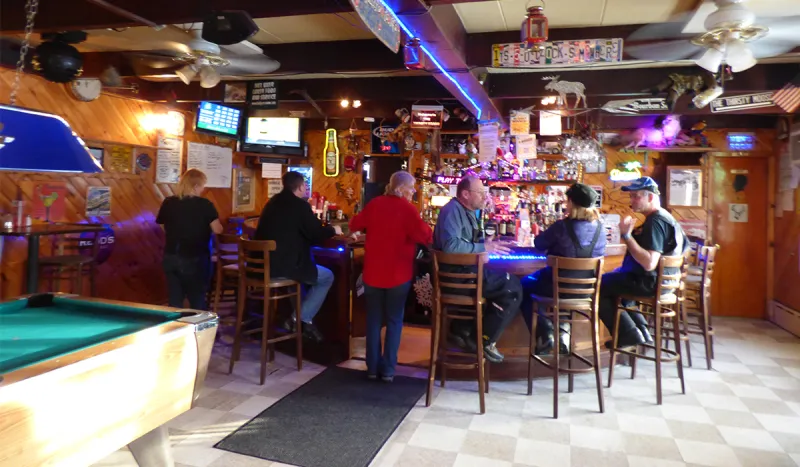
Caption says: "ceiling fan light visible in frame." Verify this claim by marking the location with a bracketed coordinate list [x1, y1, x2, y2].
[175, 64, 198, 85]
[726, 39, 756, 72]
[696, 47, 724, 72]
[199, 65, 221, 88]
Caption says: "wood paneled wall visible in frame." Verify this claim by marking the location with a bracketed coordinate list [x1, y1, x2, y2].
[0, 69, 256, 302]
[774, 136, 800, 312]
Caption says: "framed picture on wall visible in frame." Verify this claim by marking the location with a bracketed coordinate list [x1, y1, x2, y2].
[232, 167, 256, 213]
[667, 166, 703, 207]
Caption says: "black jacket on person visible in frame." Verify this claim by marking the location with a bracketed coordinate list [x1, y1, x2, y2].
[254, 189, 336, 284]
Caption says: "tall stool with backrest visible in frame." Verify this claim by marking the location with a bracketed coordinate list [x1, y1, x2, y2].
[228, 237, 303, 384]
[426, 250, 490, 414]
[607, 255, 687, 405]
[527, 256, 605, 419]
[210, 233, 241, 315]
[38, 230, 101, 296]
[683, 245, 718, 370]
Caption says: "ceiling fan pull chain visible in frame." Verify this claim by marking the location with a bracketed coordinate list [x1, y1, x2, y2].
[9, 0, 39, 106]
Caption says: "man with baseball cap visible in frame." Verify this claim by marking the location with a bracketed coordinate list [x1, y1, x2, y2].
[599, 177, 687, 348]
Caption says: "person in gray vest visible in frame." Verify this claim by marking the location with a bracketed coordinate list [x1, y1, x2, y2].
[433, 176, 523, 363]
[520, 183, 607, 354]
[599, 177, 687, 348]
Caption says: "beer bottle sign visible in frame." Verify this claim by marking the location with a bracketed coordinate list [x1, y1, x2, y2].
[323, 128, 340, 177]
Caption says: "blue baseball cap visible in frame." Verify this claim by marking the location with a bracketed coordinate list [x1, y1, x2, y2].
[621, 176, 660, 195]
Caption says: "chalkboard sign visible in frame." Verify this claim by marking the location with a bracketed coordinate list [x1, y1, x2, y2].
[247, 81, 279, 109]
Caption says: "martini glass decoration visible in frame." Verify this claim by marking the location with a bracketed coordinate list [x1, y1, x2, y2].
[37, 186, 60, 222]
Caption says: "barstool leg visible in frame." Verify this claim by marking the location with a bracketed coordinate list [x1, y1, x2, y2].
[212, 264, 224, 316]
[607, 300, 623, 388]
[426, 303, 441, 407]
[440, 310, 449, 389]
[552, 306, 560, 419]
[228, 283, 246, 375]
[681, 301, 693, 367]
[567, 309, 575, 394]
[654, 306, 663, 405]
[295, 284, 303, 371]
[475, 305, 486, 415]
[591, 307, 605, 414]
[701, 293, 713, 370]
[672, 310, 686, 394]
[260, 294, 271, 385]
[527, 301, 539, 396]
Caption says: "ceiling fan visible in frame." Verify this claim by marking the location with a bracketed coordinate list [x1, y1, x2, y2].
[126, 27, 280, 88]
[625, 0, 800, 73]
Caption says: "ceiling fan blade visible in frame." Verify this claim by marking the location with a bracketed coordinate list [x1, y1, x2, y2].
[219, 55, 280, 75]
[749, 39, 800, 59]
[626, 11, 697, 42]
[625, 39, 705, 61]
[758, 16, 800, 44]
[220, 41, 264, 56]
[125, 51, 185, 69]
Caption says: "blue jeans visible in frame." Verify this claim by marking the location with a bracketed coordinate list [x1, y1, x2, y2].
[301, 265, 335, 323]
[364, 282, 411, 377]
[163, 254, 210, 310]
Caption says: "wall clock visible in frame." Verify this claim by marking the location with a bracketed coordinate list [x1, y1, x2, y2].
[69, 78, 103, 102]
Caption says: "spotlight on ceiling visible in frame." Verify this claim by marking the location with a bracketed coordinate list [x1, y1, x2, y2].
[341, 99, 350, 108]
[353, 100, 362, 108]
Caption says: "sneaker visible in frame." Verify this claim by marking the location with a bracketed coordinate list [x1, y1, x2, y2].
[448, 329, 477, 353]
[367, 373, 378, 381]
[535, 334, 555, 355]
[637, 324, 654, 344]
[282, 316, 296, 332]
[558, 329, 571, 355]
[483, 342, 504, 363]
[605, 328, 647, 350]
[302, 321, 323, 343]
[380, 375, 394, 383]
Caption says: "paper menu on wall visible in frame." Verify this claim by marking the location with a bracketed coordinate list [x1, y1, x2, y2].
[478, 122, 498, 163]
[516, 134, 537, 160]
[156, 136, 182, 183]
[187, 142, 233, 188]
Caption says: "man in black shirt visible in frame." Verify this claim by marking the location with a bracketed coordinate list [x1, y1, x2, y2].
[598, 177, 686, 348]
[255, 171, 342, 342]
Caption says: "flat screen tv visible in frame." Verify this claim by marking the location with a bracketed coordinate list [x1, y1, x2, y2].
[241, 116, 305, 156]
[194, 101, 242, 138]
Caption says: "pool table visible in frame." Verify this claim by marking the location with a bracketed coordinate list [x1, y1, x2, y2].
[0, 293, 218, 467]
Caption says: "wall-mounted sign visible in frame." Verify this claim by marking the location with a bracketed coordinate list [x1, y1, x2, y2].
[410, 105, 444, 129]
[727, 132, 756, 151]
[492, 38, 623, 68]
[323, 129, 340, 177]
[516, 134, 537, 160]
[478, 122, 499, 163]
[510, 112, 530, 136]
[710, 92, 774, 113]
[247, 80, 278, 109]
[601, 98, 668, 115]
[539, 110, 562, 136]
[610, 161, 642, 182]
[371, 123, 400, 154]
[349, 0, 401, 53]
[432, 175, 488, 186]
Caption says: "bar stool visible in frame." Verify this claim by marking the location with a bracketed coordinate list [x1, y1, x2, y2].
[426, 251, 490, 415]
[228, 238, 303, 384]
[210, 233, 241, 315]
[607, 255, 686, 405]
[682, 245, 718, 370]
[528, 256, 605, 419]
[38, 231, 100, 296]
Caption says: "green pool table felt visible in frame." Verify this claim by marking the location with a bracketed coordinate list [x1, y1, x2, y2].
[0, 296, 183, 374]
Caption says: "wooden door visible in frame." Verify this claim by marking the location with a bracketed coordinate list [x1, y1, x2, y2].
[710, 156, 769, 318]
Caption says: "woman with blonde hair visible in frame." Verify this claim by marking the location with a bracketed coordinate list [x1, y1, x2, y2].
[349, 171, 432, 382]
[156, 168, 223, 309]
[521, 183, 606, 355]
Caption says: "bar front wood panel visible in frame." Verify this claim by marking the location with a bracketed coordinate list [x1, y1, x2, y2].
[0, 70, 255, 303]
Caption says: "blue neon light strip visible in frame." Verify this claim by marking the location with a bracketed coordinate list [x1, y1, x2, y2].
[375, 0, 482, 120]
[488, 255, 547, 261]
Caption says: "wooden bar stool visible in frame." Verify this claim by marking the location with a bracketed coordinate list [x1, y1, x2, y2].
[228, 238, 303, 384]
[527, 256, 605, 419]
[607, 255, 687, 405]
[38, 231, 100, 296]
[682, 245, 718, 370]
[210, 233, 241, 315]
[426, 251, 490, 415]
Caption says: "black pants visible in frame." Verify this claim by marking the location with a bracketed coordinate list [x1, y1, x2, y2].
[450, 270, 522, 344]
[163, 254, 211, 310]
[598, 271, 655, 337]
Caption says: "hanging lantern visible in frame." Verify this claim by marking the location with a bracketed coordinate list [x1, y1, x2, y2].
[403, 38, 426, 70]
[521, 5, 548, 50]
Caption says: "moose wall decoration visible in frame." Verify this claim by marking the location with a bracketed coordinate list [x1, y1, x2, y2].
[542, 75, 586, 109]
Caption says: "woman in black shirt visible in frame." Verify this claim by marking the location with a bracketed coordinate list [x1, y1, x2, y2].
[156, 169, 223, 309]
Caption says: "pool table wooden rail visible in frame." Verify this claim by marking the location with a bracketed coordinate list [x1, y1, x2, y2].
[0, 294, 218, 467]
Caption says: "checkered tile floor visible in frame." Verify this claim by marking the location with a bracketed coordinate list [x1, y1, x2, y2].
[94, 317, 800, 467]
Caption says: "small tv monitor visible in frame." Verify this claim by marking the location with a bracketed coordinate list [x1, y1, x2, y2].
[241, 116, 305, 156]
[195, 101, 242, 138]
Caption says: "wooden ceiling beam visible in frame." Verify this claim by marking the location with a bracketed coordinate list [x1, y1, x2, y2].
[0, 0, 353, 33]
[387, 0, 506, 125]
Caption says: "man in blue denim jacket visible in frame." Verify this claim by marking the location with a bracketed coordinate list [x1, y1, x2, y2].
[433, 176, 523, 363]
